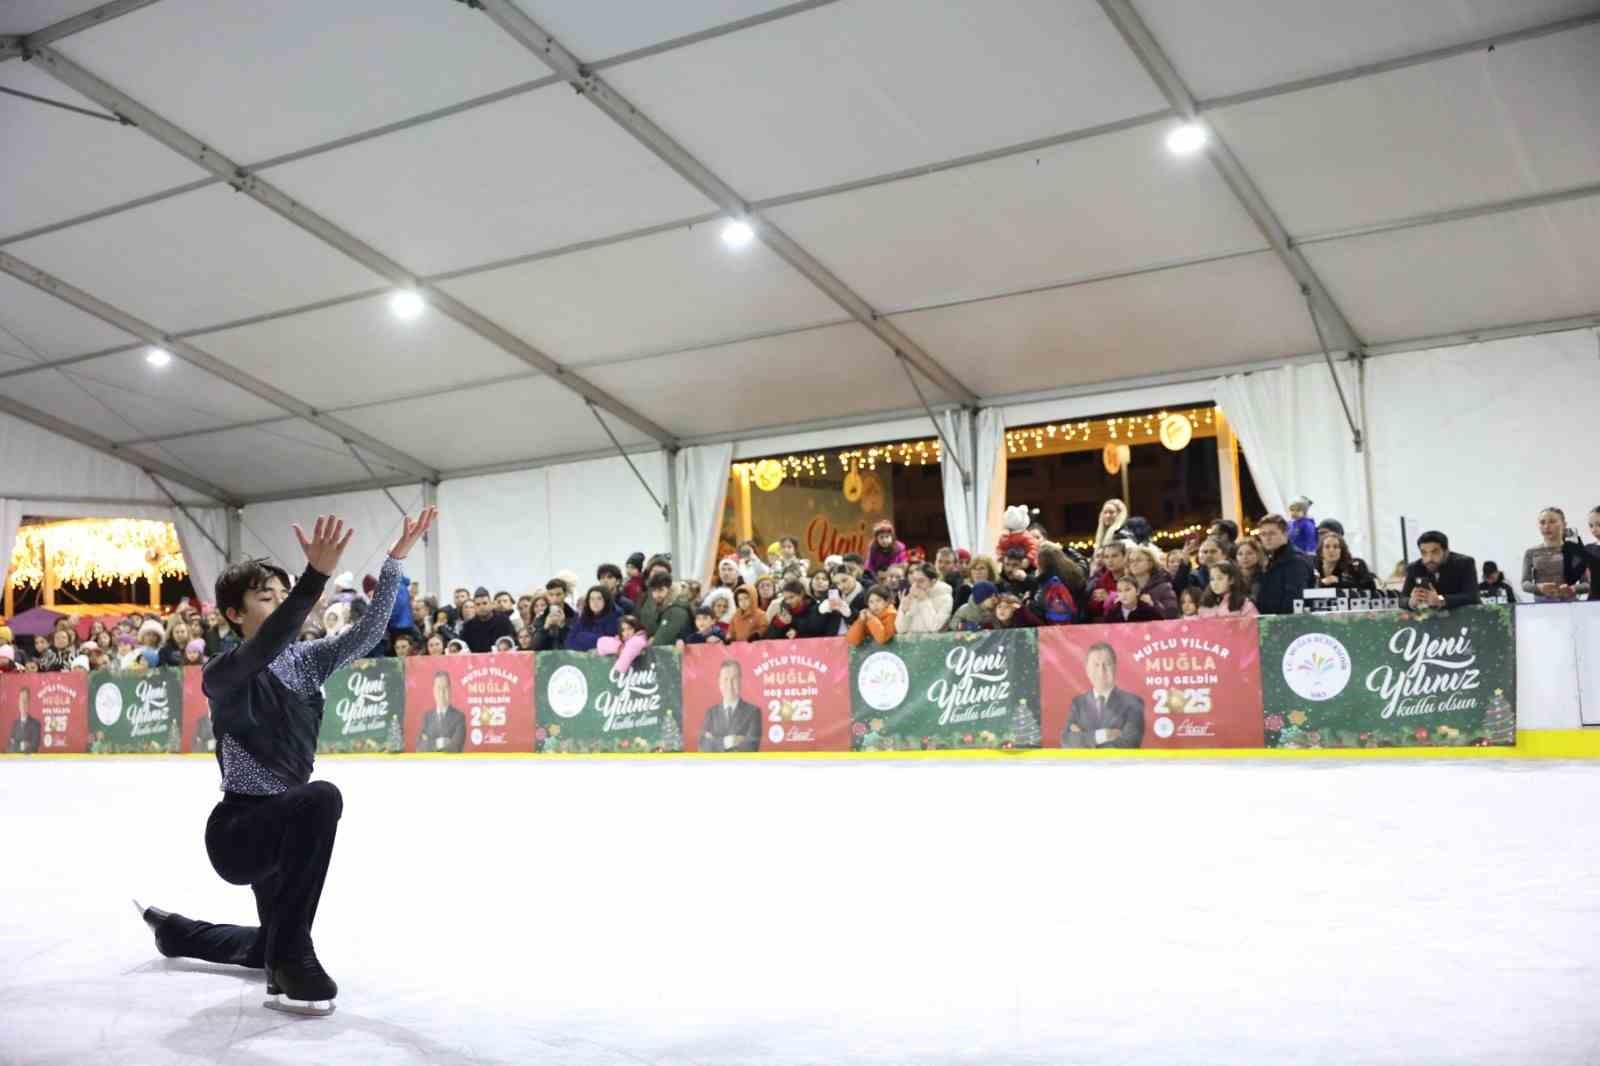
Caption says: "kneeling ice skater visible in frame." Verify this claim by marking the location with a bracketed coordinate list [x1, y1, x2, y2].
[136, 507, 435, 1016]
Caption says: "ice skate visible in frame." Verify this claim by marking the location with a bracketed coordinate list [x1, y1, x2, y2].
[265, 947, 338, 1017]
[131, 898, 179, 958]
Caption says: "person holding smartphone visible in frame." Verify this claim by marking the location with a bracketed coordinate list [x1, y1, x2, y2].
[818, 567, 868, 636]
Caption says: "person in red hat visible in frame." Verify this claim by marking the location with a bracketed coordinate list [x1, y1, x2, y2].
[866, 519, 907, 578]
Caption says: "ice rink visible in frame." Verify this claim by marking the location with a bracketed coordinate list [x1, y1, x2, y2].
[2, 756, 1598, 1065]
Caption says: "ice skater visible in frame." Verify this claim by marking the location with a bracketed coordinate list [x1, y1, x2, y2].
[135, 508, 435, 1016]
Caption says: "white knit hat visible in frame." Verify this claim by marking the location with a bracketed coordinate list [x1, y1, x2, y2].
[139, 619, 166, 643]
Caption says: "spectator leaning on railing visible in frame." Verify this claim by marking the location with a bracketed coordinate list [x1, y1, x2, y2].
[1401, 531, 1481, 611]
[1253, 515, 1318, 616]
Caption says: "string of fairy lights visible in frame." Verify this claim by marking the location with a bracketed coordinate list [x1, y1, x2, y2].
[7, 518, 188, 590]
[730, 438, 944, 482]
[1005, 407, 1215, 455]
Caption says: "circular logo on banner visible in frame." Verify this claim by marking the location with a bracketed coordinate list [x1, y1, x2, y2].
[546, 665, 589, 718]
[1153, 716, 1176, 739]
[768, 724, 785, 745]
[857, 651, 910, 711]
[1282, 633, 1353, 702]
[469, 727, 483, 747]
[94, 682, 123, 727]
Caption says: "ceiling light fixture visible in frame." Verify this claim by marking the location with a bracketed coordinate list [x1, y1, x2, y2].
[720, 219, 755, 249]
[145, 347, 172, 368]
[1166, 123, 1208, 155]
[389, 289, 425, 320]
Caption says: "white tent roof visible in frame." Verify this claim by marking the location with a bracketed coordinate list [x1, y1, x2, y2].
[2, 0, 1597, 506]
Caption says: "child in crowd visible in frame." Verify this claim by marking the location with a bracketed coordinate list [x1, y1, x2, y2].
[1288, 497, 1319, 555]
[1179, 586, 1203, 618]
[597, 615, 649, 675]
[679, 606, 725, 647]
[846, 585, 897, 646]
[1199, 562, 1259, 618]
[728, 585, 768, 642]
[1104, 576, 1164, 624]
[703, 587, 736, 631]
[949, 580, 997, 631]
[183, 639, 207, 666]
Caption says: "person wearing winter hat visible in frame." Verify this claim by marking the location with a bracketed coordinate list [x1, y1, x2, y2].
[866, 520, 908, 577]
[70, 654, 91, 672]
[949, 580, 998, 631]
[0, 644, 16, 674]
[183, 639, 207, 666]
[622, 553, 648, 606]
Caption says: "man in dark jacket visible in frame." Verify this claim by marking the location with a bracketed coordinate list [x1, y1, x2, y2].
[596, 563, 636, 615]
[643, 572, 693, 646]
[1254, 514, 1318, 615]
[1062, 643, 1144, 748]
[1402, 531, 1482, 610]
[460, 587, 515, 653]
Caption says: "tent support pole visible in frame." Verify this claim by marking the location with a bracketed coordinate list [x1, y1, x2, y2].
[587, 402, 667, 521]
[1302, 285, 1364, 453]
[897, 353, 971, 488]
[146, 474, 229, 560]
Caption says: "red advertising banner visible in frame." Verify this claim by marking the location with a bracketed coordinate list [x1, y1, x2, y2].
[181, 666, 214, 754]
[1, 672, 88, 754]
[1039, 619, 1266, 749]
[403, 653, 535, 753]
[681, 639, 851, 753]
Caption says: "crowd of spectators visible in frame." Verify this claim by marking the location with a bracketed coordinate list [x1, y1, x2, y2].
[2, 502, 1596, 673]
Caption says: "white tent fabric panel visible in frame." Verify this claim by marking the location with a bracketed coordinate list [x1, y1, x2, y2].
[0, 409, 215, 504]
[1212, 361, 1372, 559]
[730, 415, 944, 461]
[672, 444, 732, 585]
[128, 421, 384, 499]
[241, 484, 428, 599]
[765, 118, 1267, 314]
[268, 90, 716, 278]
[605, 0, 1167, 201]
[437, 225, 843, 369]
[0, 272, 133, 362]
[582, 322, 948, 439]
[53, 0, 544, 165]
[195, 294, 532, 412]
[518, 0, 799, 60]
[1, 2, 111, 33]
[0, 61, 206, 240]
[6, 185, 385, 334]
[1211, 26, 1600, 236]
[938, 411, 975, 553]
[437, 453, 669, 600]
[1133, 0, 1600, 101]
[2, 359, 284, 443]
[1364, 327, 1600, 584]
[1303, 200, 1600, 346]
[997, 381, 1215, 430]
[891, 252, 1319, 397]
[330, 375, 653, 475]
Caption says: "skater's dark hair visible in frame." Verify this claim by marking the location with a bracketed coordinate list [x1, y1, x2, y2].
[215, 559, 292, 625]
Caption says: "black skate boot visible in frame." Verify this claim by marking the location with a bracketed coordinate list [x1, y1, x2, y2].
[131, 898, 180, 958]
[265, 944, 338, 1017]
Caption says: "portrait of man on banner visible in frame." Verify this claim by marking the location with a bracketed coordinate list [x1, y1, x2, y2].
[698, 659, 762, 753]
[1064, 642, 1145, 749]
[191, 711, 216, 754]
[416, 670, 467, 753]
[7, 685, 41, 754]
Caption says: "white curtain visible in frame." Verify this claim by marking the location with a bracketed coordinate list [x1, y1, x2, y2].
[1212, 362, 1371, 558]
[673, 443, 733, 586]
[975, 407, 1007, 555]
[938, 410, 974, 552]
[169, 506, 228, 606]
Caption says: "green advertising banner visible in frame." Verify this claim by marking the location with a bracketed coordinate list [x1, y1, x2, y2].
[318, 658, 406, 753]
[1259, 605, 1517, 748]
[88, 668, 182, 753]
[850, 630, 1041, 751]
[535, 648, 683, 753]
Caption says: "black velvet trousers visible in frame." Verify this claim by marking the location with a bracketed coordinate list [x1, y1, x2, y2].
[157, 780, 343, 972]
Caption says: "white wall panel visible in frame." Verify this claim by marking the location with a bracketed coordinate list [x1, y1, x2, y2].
[607, 0, 1166, 201]
[520, 0, 799, 61]
[241, 484, 428, 599]
[128, 420, 378, 498]
[0, 271, 135, 360]
[0, 409, 216, 503]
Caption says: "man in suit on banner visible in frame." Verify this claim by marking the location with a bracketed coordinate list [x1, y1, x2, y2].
[416, 671, 466, 753]
[193, 711, 216, 753]
[699, 659, 762, 753]
[7, 686, 43, 754]
[1063, 642, 1145, 749]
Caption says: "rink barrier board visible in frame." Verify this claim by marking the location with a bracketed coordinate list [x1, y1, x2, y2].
[10, 604, 1592, 757]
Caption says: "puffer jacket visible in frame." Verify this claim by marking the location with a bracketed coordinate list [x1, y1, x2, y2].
[897, 581, 954, 634]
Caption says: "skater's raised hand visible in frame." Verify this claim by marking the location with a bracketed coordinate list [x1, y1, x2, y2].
[388, 506, 437, 561]
[294, 515, 355, 576]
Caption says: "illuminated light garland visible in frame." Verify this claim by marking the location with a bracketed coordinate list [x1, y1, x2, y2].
[1058, 523, 1208, 553]
[7, 518, 188, 590]
[1006, 407, 1216, 456]
[732, 437, 943, 481]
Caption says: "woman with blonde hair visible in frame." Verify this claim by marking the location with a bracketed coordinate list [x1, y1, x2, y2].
[966, 554, 1001, 587]
[1093, 499, 1128, 551]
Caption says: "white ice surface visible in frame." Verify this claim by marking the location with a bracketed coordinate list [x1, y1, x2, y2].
[2, 757, 1598, 1065]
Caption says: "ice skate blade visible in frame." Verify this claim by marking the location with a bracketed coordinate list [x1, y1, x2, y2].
[263, 993, 335, 1017]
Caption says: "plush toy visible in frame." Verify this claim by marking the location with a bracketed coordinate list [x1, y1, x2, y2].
[995, 505, 1039, 568]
